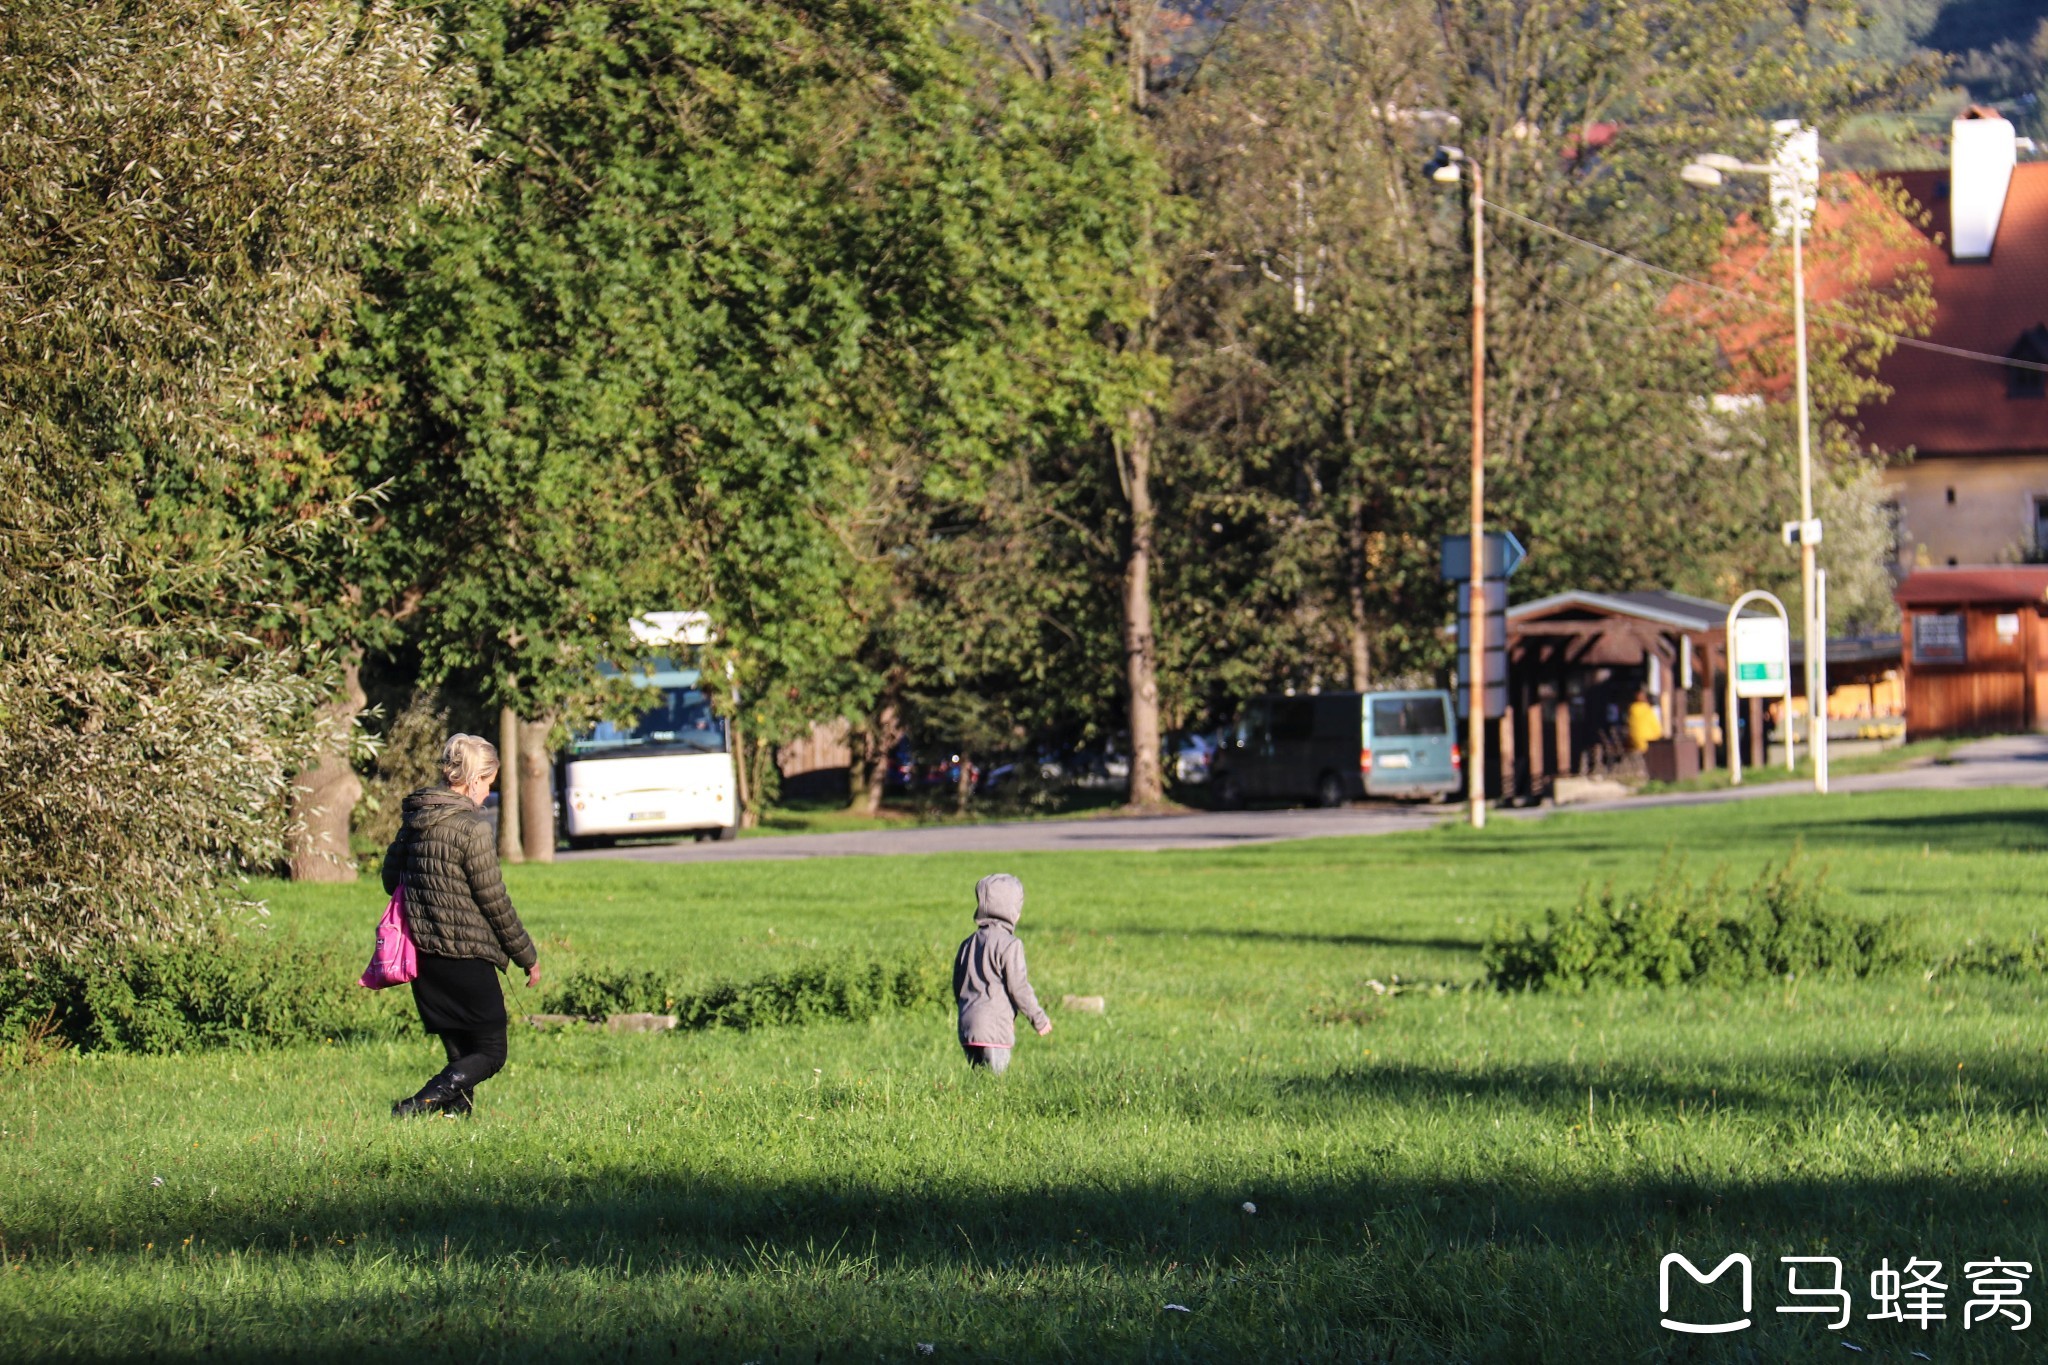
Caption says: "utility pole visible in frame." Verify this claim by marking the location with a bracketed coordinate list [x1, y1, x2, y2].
[1791, 200, 1823, 793]
[1466, 162, 1487, 830]
[1682, 122, 1826, 794]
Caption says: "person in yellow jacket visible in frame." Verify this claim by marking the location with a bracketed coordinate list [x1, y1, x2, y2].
[1625, 688, 1664, 752]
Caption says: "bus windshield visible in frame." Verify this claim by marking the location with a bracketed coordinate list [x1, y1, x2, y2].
[579, 686, 726, 755]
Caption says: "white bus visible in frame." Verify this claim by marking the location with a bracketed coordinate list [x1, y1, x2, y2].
[557, 613, 739, 847]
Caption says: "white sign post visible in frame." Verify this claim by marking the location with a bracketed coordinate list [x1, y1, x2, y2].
[1814, 570, 1829, 794]
[1726, 591, 1793, 786]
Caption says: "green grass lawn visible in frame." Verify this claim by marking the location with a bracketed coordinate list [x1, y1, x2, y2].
[7, 788, 2048, 1361]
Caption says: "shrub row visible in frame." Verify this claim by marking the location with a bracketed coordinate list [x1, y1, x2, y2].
[0, 931, 409, 1055]
[2, 935, 948, 1059]
[1481, 850, 1913, 992]
[545, 950, 948, 1031]
[1927, 933, 2048, 980]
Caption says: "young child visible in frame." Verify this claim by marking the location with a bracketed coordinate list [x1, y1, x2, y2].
[953, 873, 1051, 1074]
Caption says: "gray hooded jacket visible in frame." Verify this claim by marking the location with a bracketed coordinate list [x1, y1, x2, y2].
[953, 873, 1049, 1047]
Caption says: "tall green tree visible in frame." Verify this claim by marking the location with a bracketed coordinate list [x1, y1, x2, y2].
[973, 5, 1190, 806]
[1150, 0, 1932, 719]
[828, 29, 1186, 812]
[343, 0, 987, 835]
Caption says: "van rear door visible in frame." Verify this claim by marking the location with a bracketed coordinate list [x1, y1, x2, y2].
[1266, 696, 1316, 800]
[1365, 692, 1457, 796]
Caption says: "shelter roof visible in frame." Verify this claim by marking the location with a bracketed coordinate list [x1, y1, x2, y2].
[1895, 566, 2048, 606]
[1507, 590, 1751, 634]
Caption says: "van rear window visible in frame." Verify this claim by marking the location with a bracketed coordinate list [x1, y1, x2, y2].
[1372, 697, 1448, 738]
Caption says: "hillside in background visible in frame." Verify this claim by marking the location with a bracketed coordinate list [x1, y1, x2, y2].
[1832, 0, 2048, 167]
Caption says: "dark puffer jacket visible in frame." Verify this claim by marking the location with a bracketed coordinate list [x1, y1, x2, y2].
[380, 788, 537, 970]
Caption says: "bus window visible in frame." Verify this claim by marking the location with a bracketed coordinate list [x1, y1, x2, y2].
[586, 687, 726, 753]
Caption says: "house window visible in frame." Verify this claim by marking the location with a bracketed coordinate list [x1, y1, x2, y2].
[1946, 486, 1957, 505]
[1912, 613, 1966, 664]
[2008, 324, 2048, 398]
[2035, 497, 2048, 558]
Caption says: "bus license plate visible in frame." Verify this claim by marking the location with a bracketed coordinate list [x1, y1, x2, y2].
[628, 810, 666, 822]
[1380, 753, 1411, 769]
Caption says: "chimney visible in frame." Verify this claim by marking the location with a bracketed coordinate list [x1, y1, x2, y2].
[1951, 105, 2017, 260]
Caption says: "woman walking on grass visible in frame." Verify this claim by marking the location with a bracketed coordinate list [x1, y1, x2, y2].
[381, 734, 540, 1117]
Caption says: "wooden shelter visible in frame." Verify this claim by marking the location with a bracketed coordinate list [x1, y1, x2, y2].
[1496, 591, 1761, 798]
[1896, 567, 2048, 737]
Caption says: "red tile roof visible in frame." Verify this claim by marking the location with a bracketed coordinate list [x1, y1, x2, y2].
[1895, 566, 2048, 606]
[1857, 162, 2048, 456]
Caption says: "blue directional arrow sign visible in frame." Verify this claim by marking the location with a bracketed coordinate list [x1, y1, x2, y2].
[1440, 530, 1527, 582]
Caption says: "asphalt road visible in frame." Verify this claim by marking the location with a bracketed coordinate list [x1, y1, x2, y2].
[559, 735, 2048, 865]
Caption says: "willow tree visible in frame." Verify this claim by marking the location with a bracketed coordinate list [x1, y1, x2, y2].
[0, 0, 476, 955]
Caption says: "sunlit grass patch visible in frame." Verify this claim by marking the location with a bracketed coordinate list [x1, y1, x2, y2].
[5, 787, 2047, 1361]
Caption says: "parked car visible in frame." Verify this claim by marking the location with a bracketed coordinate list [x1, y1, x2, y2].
[883, 739, 982, 793]
[1068, 743, 1130, 790]
[1166, 728, 1219, 784]
[1211, 689, 1460, 809]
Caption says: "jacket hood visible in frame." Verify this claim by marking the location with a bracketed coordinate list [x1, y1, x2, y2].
[974, 873, 1024, 928]
[401, 786, 479, 831]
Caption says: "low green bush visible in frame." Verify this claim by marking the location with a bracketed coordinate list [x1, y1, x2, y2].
[546, 968, 676, 1018]
[0, 931, 408, 1055]
[545, 951, 947, 1030]
[1482, 850, 1911, 992]
[1928, 932, 2048, 979]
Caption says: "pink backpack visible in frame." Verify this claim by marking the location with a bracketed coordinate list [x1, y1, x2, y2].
[358, 885, 417, 989]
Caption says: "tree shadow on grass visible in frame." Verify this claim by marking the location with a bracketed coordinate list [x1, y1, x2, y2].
[1280, 1052, 2046, 1127]
[15, 1156, 2047, 1364]
[15, 1042, 2048, 1361]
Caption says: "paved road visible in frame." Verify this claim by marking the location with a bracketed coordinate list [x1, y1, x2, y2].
[561, 735, 2048, 865]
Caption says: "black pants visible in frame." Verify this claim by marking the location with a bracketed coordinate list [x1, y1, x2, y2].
[434, 1027, 508, 1092]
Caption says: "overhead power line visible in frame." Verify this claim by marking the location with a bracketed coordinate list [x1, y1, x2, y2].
[1480, 198, 2048, 376]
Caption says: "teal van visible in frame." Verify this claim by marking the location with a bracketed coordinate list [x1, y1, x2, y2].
[1359, 689, 1461, 800]
[1212, 688, 1460, 808]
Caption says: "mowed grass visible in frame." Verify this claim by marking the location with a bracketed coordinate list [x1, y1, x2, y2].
[5, 788, 2048, 1363]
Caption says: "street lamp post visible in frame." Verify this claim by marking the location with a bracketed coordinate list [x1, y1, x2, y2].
[1682, 123, 1827, 794]
[1427, 145, 1488, 830]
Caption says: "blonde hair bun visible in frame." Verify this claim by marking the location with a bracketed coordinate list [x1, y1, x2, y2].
[440, 733, 500, 789]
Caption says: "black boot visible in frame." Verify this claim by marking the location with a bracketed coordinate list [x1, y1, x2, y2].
[391, 1068, 477, 1118]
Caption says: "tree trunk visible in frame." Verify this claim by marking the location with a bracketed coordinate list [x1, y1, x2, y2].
[287, 657, 366, 882]
[497, 704, 524, 863]
[748, 735, 778, 825]
[954, 750, 974, 814]
[854, 691, 902, 817]
[731, 716, 758, 828]
[846, 724, 871, 814]
[1121, 405, 1165, 807]
[1346, 497, 1372, 690]
[517, 714, 555, 863]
